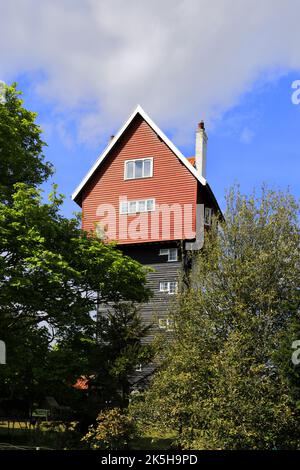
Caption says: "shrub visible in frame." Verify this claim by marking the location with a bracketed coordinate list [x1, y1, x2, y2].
[82, 407, 137, 450]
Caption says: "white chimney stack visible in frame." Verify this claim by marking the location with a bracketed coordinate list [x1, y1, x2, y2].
[195, 121, 207, 179]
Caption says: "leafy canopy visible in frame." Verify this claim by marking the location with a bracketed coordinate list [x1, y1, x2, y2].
[0, 82, 153, 427]
[0, 83, 53, 203]
[132, 186, 300, 450]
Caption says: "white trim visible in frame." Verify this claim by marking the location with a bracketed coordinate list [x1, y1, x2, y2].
[168, 281, 178, 294]
[119, 198, 155, 215]
[159, 247, 178, 262]
[72, 105, 206, 202]
[159, 281, 169, 292]
[159, 280, 178, 294]
[146, 198, 155, 212]
[168, 248, 178, 262]
[124, 157, 153, 180]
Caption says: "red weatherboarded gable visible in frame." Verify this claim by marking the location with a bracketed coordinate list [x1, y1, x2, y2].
[81, 114, 197, 244]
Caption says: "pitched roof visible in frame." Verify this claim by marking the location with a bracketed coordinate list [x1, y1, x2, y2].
[72, 105, 206, 204]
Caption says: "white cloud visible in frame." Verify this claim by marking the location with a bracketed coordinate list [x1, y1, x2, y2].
[1, 0, 300, 145]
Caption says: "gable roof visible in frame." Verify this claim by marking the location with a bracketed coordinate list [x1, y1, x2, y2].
[72, 105, 207, 204]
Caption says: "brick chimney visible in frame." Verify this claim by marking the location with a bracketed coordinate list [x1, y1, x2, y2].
[195, 121, 207, 179]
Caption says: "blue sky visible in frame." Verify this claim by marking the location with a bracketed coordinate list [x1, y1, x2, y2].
[13, 71, 300, 217]
[208, 74, 300, 210]
[1, 1, 300, 217]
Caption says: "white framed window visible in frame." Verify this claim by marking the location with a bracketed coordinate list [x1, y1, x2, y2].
[124, 157, 153, 180]
[159, 247, 178, 262]
[146, 199, 154, 211]
[158, 318, 174, 332]
[120, 198, 155, 215]
[159, 281, 169, 292]
[168, 248, 178, 261]
[159, 281, 178, 295]
[169, 281, 178, 294]
[135, 364, 142, 372]
[129, 201, 137, 214]
[137, 200, 145, 212]
[204, 207, 213, 226]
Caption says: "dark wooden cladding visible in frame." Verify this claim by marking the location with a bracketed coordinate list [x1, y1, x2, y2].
[100, 243, 182, 329]
[119, 242, 181, 327]
[130, 257, 182, 385]
[120, 241, 181, 265]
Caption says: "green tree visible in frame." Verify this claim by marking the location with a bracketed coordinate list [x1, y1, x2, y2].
[133, 186, 300, 449]
[52, 302, 156, 431]
[0, 184, 150, 334]
[275, 309, 300, 412]
[82, 407, 137, 450]
[0, 82, 153, 430]
[0, 322, 50, 412]
[94, 302, 154, 405]
[0, 184, 150, 407]
[0, 82, 152, 422]
[0, 83, 53, 204]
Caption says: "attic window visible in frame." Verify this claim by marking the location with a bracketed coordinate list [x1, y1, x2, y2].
[124, 158, 153, 180]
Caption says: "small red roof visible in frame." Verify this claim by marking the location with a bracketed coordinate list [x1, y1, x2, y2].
[187, 157, 195, 166]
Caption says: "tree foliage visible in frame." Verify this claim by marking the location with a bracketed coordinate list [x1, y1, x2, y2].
[0, 184, 152, 408]
[82, 407, 137, 450]
[132, 186, 300, 449]
[0, 184, 150, 334]
[0, 83, 53, 204]
[0, 83, 152, 410]
[94, 303, 154, 402]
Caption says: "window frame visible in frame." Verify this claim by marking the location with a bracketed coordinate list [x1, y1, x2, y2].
[159, 247, 178, 262]
[124, 157, 153, 180]
[168, 248, 178, 262]
[120, 198, 155, 215]
[159, 281, 178, 295]
[159, 281, 169, 292]
[169, 281, 178, 294]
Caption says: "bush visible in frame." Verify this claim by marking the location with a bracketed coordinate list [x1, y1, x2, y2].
[82, 408, 138, 450]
